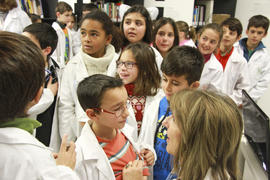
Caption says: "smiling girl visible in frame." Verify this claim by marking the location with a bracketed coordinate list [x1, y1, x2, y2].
[197, 23, 223, 91]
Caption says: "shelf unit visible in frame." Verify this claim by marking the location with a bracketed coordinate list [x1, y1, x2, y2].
[192, 0, 213, 27]
[17, 0, 43, 16]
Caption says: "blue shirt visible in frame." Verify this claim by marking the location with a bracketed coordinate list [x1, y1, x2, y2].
[153, 97, 172, 180]
[166, 172, 178, 180]
[239, 38, 265, 62]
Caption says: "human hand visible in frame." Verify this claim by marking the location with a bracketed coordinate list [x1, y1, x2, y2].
[140, 148, 155, 166]
[123, 160, 144, 180]
[55, 134, 76, 170]
[47, 76, 58, 96]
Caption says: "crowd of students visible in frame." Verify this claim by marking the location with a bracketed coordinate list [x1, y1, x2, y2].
[0, 0, 270, 179]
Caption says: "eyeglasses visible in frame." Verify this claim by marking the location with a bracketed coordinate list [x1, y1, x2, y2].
[93, 102, 129, 117]
[116, 60, 137, 69]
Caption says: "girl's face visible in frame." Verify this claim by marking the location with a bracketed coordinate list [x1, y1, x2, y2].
[155, 23, 175, 56]
[80, 19, 112, 58]
[163, 115, 181, 156]
[123, 12, 146, 43]
[117, 49, 139, 85]
[197, 28, 220, 55]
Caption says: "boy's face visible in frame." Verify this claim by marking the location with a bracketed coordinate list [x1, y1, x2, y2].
[246, 26, 267, 47]
[221, 25, 240, 48]
[162, 73, 197, 101]
[56, 11, 72, 25]
[94, 86, 129, 130]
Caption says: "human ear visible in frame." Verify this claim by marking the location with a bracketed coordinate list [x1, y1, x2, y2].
[190, 81, 200, 89]
[236, 34, 242, 41]
[56, 12, 61, 18]
[26, 86, 44, 111]
[86, 109, 97, 119]
[42, 46, 52, 57]
[105, 34, 112, 45]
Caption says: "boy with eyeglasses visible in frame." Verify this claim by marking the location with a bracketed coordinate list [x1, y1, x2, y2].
[75, 74, 153, 180]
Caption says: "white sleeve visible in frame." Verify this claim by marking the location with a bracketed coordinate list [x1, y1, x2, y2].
[231, 60, 250, 105]
[27, 88, 54, 115]
[58, 65, 77, 141]
[249, 54, 270, 102]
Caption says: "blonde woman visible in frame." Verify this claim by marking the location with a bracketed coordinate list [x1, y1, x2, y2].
[164, 89, 243, 180]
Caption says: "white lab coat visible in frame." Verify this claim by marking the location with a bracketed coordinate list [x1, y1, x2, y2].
[0, 127, 78, 180]
[220, 49, 250, 105]
[75, 122, 140, 180]
[58, 47, 117, 142]
[27, 88, 54, 120]
[199, 54, 223, 91]
[107, 46, 163, 77]
[51, 22, 74, 68]
[0, 7, 31, 34]
[235, 42, 270, 102]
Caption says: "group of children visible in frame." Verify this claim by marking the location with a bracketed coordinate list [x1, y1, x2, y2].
[0, 1, 270, 180]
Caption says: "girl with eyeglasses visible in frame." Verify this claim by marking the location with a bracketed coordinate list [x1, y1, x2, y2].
[116, 42, 163, 173]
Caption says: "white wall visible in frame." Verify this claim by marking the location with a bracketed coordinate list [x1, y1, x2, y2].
[235, 0, 270, 117]
[144, 0, 194, 25]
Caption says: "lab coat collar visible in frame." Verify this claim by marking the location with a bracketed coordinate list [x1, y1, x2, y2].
[0, 127, 51, 150]
[78, 122, 118, 179]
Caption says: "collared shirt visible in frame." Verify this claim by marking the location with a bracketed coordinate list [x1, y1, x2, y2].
[239, 38, 265, 62]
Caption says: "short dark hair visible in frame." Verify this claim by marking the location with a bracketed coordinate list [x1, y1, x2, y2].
[77, 74, 123, 111]
[28, 13, 41, 23]
[23, 23, 58, 57]
[121, 5, 152, 46]
[248, 15, 269, 33]
[55, 1, 72, 14]
[118, 42, 161, 96]
[221, 17, 243, 37]
[161, 46, 204, 85]
[82, 3, 98, 12]
[0, 32, 44, 122]
[153, 17, 179, 52]
[80, 10, 114, 36]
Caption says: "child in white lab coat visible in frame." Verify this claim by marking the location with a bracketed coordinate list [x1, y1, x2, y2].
[51, 1, 74, 68]
[153, 46, 204, 180]
[215, 17, 250, 106]
[23, 23, 63, 151]
[235, 15, 270, 102]
[75, 74, 153, 180]
[58, 10, 117, 142]
[197, 23, 223, 91]
[0, 31, 78, 180]
[0, 0, 31, 33]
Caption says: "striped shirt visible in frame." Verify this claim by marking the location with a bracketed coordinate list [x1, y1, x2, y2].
[97, 131, 150, 179]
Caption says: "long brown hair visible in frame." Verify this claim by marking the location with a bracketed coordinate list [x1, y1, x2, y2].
[0, 0, 17, 12]
[118, 42, 161, 96]
[170, 90, 243, 180]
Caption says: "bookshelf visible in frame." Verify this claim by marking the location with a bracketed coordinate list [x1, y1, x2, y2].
[17, 0, 43, 17]
[193, 0, 213, 27]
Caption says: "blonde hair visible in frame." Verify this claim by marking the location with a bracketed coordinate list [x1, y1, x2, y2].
[170, 90, 243, 180]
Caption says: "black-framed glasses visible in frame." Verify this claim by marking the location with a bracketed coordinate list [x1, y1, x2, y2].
[116, 60, 137, 69]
